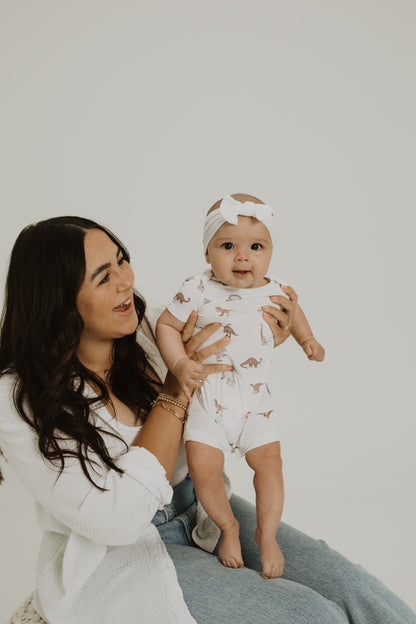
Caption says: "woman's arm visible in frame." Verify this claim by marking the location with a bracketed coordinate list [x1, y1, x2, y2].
[0, 319, 232, 545]
[136, 313, 233, 479]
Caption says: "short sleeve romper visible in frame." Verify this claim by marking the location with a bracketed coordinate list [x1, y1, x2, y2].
[167, 270, 285, 457]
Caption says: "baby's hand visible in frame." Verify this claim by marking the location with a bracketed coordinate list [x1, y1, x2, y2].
[173, 357, 207, 401]
[302, 338, 325, 362]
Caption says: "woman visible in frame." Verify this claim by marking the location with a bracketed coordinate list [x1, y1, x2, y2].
[1, 217, 415, 624]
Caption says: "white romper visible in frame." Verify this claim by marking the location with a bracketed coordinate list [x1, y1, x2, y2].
[167, 270, 285, 456]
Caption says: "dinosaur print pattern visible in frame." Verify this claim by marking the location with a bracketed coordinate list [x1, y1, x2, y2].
[220, 370, 236, 386]
[166, 270, 285, 454]
[258, 410, 274, 419]
[240, 356, 263, 368]
[214, 399, 226, 416]
[223, 324, 238, 337]
[173, 292, 190, 303]
[250, 382, 266, 394]
[260, 323, 271, 346]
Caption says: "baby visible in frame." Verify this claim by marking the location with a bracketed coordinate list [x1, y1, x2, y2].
[156, 193, 325, 579]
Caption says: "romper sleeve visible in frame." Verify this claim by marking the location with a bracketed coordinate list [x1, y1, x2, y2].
[0, 376, 172, 546]
[166, 275, 204, 323]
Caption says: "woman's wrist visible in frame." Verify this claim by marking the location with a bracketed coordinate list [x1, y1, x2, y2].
[151, 393, 189, 424]
[162, 371, 189, 403]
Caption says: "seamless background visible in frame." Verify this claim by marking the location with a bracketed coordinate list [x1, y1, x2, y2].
[1, 1, 415, 619]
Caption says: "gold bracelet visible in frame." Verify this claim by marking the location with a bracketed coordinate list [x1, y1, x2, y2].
[158, 393, 188, 411]
[151, 399, 187, 424]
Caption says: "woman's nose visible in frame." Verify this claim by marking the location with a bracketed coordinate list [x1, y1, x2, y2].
[117, 266, 134, 291]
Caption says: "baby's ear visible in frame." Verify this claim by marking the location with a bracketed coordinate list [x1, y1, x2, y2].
[205, 249, 211, 264]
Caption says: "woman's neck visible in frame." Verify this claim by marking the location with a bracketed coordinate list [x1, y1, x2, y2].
[76, 339, 113, 377]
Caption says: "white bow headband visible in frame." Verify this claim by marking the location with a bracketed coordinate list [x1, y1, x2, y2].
[203, 195, 275, 251]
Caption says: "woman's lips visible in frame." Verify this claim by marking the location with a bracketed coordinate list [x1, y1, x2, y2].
[113, 298, 133, 314]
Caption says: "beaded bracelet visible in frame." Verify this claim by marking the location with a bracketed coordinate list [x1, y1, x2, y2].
[151, 393, 188, 424]
[158, 393, 188, 412]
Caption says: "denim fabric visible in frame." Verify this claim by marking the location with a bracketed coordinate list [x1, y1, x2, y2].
[154, 476, 416, 624]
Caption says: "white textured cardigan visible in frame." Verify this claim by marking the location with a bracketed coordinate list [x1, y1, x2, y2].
[0, 319, 197, 624]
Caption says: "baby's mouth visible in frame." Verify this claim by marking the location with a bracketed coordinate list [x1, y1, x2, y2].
[233, 270, 250, 276]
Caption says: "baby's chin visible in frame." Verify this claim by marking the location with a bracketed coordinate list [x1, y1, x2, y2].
[213, 270, 269, 289]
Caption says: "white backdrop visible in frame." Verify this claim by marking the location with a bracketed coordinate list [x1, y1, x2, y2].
[1, 1, 415, 619]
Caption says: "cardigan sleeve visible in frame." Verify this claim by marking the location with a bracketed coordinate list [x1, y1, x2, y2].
[0, 375, 173, 545]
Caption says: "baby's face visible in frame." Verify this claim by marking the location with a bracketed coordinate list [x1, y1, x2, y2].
[205, 215, 273, 289]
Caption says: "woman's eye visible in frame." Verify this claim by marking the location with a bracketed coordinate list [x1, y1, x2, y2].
[118, 257, 125, 266]
[223, 242, 233, 250]
[251, 243, 262, 251]
[99, 273, 110, 285]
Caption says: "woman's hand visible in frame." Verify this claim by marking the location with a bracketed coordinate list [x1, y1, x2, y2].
[162, 311, 233, 401]
[262, 285, 298, 347]
[182, 311, 233, 376]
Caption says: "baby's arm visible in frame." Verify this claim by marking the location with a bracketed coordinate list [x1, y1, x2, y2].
[156, 309, 207, 400]
[291, 304, 325, 362]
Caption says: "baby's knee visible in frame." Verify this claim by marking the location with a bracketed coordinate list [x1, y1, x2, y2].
[246, 441, 282, 474]
[186, 440, 224, 480]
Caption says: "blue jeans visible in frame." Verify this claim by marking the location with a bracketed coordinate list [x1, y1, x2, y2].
[152, 475, 416, 624]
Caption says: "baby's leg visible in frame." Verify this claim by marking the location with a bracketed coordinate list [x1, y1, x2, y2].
[186, 441, 243, 569]
[245, 441, 285, 579]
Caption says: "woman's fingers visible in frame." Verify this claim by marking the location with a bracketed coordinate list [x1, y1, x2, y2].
[279, 284, 298, 304]
[181, 311, 198, 343]
[184, 322, 222, 356]
[203, 363, 233, 375]
[262, 286, 298, 347]
[189, 336, 230, 363]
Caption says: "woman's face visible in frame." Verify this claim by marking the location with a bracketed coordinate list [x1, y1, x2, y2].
[76, 228, 138, 348]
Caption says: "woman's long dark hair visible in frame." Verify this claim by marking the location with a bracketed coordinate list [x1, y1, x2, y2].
[0, 216, 160, 487]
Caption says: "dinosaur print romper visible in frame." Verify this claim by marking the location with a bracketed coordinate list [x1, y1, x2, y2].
[167, 270, 285, 456]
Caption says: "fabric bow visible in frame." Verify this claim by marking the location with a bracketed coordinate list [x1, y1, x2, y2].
[219, 195, 274, 225]
[203, 194, 275, 251]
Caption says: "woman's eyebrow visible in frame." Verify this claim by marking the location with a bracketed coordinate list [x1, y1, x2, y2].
[90, 262, 111, 282]
[90, 248, 123, 282]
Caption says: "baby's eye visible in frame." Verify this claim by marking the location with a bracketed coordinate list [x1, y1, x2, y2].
[251, 243, 263, 251]
[222, 242, 234, 250]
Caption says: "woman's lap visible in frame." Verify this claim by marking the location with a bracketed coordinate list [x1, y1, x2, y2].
[230, 494, 416, 624]
[158, 487, 416, 624]
[165, 541, 346, 624]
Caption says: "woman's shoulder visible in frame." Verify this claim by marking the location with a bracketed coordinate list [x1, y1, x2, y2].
[0, 373, 17, 402]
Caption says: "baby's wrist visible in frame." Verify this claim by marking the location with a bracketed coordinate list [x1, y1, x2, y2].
[173, 356, 190, 376]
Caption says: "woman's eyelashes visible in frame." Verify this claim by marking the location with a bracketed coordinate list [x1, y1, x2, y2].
[98, 256, 127, 285]
[99, 272, 110, 285]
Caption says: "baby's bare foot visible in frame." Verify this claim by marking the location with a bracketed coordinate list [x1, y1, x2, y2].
[254, 528, 285, 579]
[218, 519, 243, 569]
